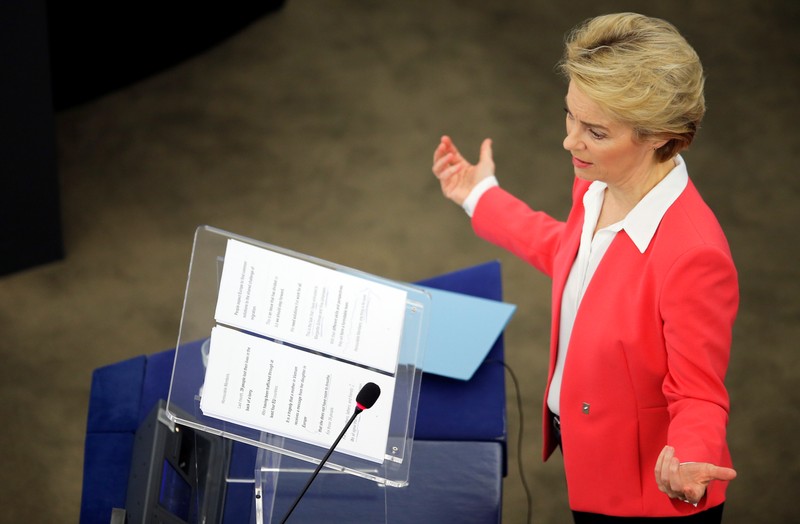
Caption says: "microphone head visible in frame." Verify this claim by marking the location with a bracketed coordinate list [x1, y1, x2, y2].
[355, 382, 381, 410]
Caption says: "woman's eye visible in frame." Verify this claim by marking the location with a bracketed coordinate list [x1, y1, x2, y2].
[589, 129, 605, 139]
[564, 107, 573, 119]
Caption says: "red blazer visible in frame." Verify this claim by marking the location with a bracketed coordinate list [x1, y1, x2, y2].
[472, 177, 738, 517]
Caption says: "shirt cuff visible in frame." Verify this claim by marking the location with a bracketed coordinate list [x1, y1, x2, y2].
[462, 176, 499, 217]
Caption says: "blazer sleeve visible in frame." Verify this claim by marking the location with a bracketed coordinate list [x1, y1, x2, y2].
[471, 186, 567, 278]
[660, 243, 739, 464]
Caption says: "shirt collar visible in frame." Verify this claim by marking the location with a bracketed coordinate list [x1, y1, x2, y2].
[585, 155, 689, 253]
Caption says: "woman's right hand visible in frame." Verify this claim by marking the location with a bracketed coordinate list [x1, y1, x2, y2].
[432, 136, 495, 206]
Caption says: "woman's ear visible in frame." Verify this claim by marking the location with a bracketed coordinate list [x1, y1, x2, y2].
[652, 139, 669, 151]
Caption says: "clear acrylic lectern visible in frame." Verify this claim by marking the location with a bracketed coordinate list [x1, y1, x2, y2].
[166, 226, 430, 523]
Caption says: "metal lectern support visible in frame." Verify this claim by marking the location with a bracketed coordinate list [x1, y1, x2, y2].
[254, 436, 282, 524]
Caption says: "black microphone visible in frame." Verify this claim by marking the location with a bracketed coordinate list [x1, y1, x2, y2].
[279, 382, 382, 523]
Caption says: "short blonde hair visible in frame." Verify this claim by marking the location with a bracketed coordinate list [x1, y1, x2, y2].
[559, 13, 705, 162]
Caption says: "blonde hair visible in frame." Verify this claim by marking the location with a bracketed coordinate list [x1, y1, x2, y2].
[559, 13, 705, 162]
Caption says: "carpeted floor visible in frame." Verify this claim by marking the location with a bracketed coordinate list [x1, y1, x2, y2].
[0, 1, 797, 522]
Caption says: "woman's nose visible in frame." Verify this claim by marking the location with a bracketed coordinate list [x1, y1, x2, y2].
[563, 124, 582, 151]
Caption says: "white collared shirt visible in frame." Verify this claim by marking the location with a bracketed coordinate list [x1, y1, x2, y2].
[547, 156, 688, 415]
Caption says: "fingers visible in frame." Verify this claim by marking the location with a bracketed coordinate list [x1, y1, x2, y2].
[432, 152, 468, 188]
[432, 151, 454, 178]
[432, 136, 495, 205]
[479, 138, 493, 164]
[662, 447, 682, 497]
[667, 455, 694, 501]
[655, 446, 737, 506]
[433, 136, 450, 162]
[432, 135, 477, 183]
[434, 135, 485, 167]
[655, 446, 666, 489]
[706, 464, 737, 482]
[655, 446, 694, 502]
[655, 446, 674, 495]
[432, 136, 460, 179]
[434, 136, 459, 163]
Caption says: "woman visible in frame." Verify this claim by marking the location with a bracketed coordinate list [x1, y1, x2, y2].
[432, 13, 738, 522]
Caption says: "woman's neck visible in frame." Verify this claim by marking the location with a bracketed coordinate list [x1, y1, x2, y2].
[609, 158, 674, 210]
[595, 158, 675, 232]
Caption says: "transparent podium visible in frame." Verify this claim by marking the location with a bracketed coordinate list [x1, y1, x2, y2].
[165, 226, 431, 523]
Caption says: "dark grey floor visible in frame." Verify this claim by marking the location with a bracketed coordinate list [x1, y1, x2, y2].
[1, 1, 798, 522]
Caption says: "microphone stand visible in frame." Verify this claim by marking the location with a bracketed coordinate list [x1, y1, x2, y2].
[278, 406, 364, 524]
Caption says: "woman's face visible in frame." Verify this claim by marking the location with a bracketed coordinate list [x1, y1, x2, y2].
[563, 81, 661, 188]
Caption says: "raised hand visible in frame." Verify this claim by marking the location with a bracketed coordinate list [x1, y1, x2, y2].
[432, 135, 495, 206]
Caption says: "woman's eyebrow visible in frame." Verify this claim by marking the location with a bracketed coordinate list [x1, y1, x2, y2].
[564, 97, 611, 132]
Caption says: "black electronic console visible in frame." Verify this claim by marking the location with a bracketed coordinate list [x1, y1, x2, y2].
[124, 400, 231, 524]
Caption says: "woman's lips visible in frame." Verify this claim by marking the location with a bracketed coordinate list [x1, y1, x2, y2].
[572, 156, 592, 169]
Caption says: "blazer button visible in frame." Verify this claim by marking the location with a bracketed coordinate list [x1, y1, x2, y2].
[582, 402, 590, 415]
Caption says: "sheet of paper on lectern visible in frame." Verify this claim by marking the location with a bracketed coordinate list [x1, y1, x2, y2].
[203, 239, 408, 463]
[201, 326, 395, 463]
[420, 286, 516, 381]
[214, 239, 407, 374]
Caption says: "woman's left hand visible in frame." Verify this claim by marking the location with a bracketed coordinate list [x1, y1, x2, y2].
[655, 445, 738, 505]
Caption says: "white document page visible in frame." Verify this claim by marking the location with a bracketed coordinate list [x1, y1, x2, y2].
[214, 239, 407, 373]
[200, 325, 396, 463]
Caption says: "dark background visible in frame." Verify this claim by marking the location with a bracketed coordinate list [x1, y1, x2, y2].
[0, 1, 797, 522]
